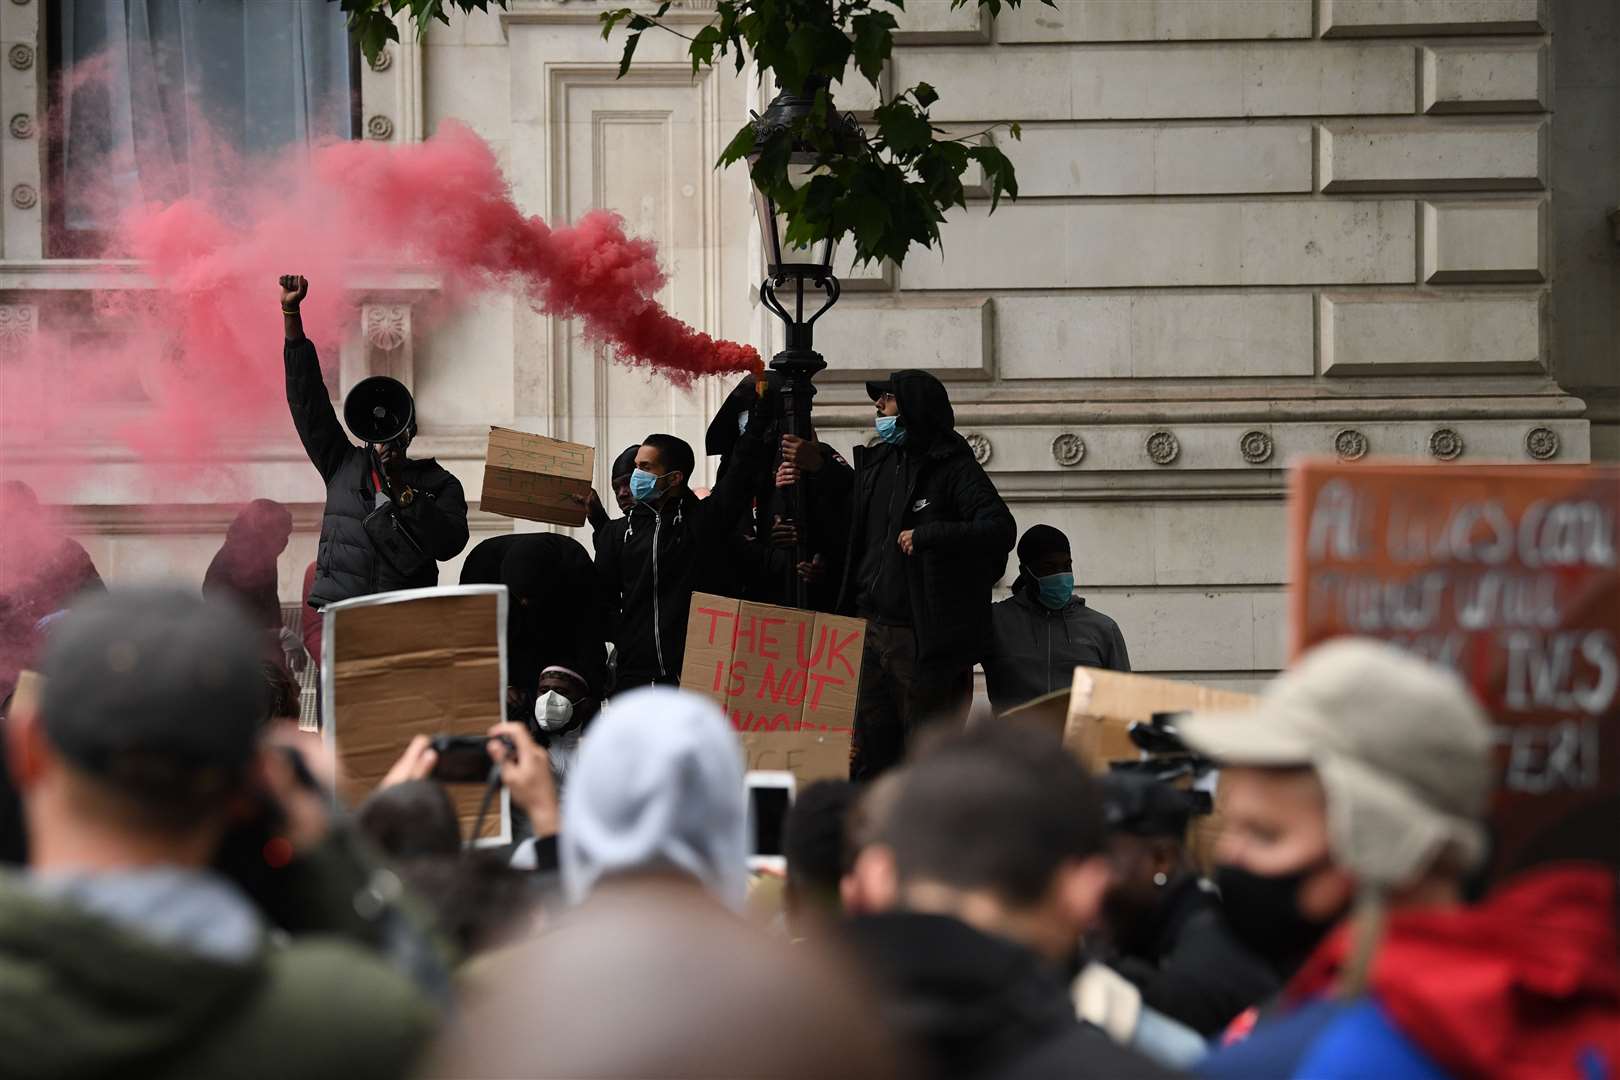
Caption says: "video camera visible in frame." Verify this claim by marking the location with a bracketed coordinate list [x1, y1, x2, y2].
[1107, 710, 1216, 816]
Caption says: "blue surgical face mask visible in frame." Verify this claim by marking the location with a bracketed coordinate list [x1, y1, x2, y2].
[1036, 571, 1075, 610]
[875, 414, 907, 446]
[629, 467, 660, 503]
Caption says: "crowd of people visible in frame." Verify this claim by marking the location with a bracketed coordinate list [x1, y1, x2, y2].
[0, 274, 1614, 1078]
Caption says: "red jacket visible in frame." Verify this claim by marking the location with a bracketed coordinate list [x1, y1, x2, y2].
[1290, 864, 1620, 1080]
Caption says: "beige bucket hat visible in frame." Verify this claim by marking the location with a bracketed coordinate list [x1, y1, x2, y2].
[1179, 638, 1495, 888]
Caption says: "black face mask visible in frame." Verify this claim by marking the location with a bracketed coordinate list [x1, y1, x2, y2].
[1214, 860, 1345, 980]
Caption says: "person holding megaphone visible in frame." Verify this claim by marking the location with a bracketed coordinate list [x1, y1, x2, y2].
[280, 275, 469, 616]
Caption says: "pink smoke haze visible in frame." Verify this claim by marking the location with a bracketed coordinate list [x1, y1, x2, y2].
[1, 120, 759, 474]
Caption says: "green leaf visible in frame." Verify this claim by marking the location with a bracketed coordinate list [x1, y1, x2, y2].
[618, 29, 644, 78]
[1008, 121, 1022, 140]
[875, 100, 932, 156]
[850, 10, 897, 86]
[912, 81, 938, 108]
[690, 23, 723, 71]
[718, 123, 757, 168]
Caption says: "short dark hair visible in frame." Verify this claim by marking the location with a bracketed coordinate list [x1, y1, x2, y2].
[357, 780, 463, 859]
[881, 724, 1106, 906]
[641, 434, 695, 480]
[784, 780, 858, 897]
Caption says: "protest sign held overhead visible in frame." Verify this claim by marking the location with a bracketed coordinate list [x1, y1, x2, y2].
[680, 592, 866, 784]
[322, 585, 510, 842]
[1290, 461, 1620, 876]
[481, 428, 595, 527]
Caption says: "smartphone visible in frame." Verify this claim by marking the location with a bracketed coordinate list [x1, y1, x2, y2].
[428, 734, 508, 784]
[745, 770, 795, 874]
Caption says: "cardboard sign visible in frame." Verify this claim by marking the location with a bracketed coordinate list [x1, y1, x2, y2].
[1063, 667, 1257, 873]
[1290, 461, 1620, 876]
[1064, 667, 1257, 772]
[322, 586, 510, 843]
[679, 592, 866, 786]
[481, 427, 594, 527]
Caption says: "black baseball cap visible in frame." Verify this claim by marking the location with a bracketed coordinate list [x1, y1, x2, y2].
[865, 379, 894, 401]
[37, 588, 269, 804]
[1100, 772, 1205, 838]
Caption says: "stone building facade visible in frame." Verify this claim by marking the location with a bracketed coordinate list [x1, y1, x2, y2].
[1, 0, 1614, 691]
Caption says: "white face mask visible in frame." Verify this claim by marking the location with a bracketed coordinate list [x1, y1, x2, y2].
[534, 689, 576, 732]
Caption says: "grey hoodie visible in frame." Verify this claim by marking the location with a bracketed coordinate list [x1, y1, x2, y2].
[983, 588, 1131, 713]
[560, 687, 748, 910]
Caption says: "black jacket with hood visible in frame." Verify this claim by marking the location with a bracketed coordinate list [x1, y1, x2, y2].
[845, 912, 1178, 1080]
[594, 428, 767, 688]
[285, 338, 469, 608]
[829, 370, 1016, 676]
[704, 373, 854, 610]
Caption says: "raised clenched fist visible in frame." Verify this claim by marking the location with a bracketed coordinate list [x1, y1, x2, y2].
[278, 274, 309, 308]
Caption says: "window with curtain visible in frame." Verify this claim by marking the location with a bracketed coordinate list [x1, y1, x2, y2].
[47, 0, 357, 256]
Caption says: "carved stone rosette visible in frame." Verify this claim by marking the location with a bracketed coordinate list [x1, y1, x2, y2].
[8, 44, 32, 70]
[364, 305, 409, 352]
[1145, 430, 1180, 466]
[366, 114, 395, 140]
[964, 432, 992, 466]
[1428, 428, 1464, 462]
[0, 304, 37, 354]
[1524, 427, 1560, 461]
[10, 183, 36, 210]
[1051, 433, 1085, 467]
[1334, 428, 1368, 461]
[1239, 430, 1273, 465]
[369, 48, 393, 72]
[8, 113, 33, 139]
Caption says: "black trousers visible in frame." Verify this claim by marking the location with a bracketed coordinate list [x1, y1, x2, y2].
[850, 622, 973, 781]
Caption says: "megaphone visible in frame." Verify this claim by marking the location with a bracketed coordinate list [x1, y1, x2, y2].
[343, 376, 415, 445]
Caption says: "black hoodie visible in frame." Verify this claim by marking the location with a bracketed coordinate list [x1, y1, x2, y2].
[845, 912, 1178, 1080]
[829, 370, 1016, 675]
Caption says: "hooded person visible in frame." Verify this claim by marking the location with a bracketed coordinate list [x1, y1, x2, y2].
[983, 524, 1130, 713]
[0, 589, 436, 1079]
[279, 275, 469, 613]
[1189, 639, 1620, 1080]
[0, 482, 103, 702]
[559, 686, 747, 910]
[814, 370, 1016, 779]
[460, 534, 608, 718]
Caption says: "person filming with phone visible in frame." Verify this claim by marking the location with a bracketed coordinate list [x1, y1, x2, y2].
[280, 275, 469, 614]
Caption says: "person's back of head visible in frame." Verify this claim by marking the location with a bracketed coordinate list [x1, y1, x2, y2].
[850, 723, 1111, 962]
[429, 876, 907, 1078]
[782, 779, 857, 932]
[13, 588, 268, 865]
[1179, 637, 1493, 980]
[357, 779, 463, 860]
[560, 686, 746, 908]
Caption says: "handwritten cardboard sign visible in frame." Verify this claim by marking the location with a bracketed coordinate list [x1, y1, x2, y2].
[679, 592, 865, 785]
[481, 427, 595, 527]
[1290, 461, 1620, 876]
[321, 586, 510, 843]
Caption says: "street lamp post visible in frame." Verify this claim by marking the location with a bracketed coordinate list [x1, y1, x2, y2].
[748, 77, 860, 609]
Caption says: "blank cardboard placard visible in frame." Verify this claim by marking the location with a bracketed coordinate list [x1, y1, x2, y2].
[679, 592, 866, 786]
[322, 586, 509, 842]
[1290, 460, 1620, 877]
[481, 427, 595, 527]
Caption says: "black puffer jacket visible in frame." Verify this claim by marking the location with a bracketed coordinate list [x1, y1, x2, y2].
[285, 338, 469, 608]
[594, 430, 766, 689]
[830, 370, 1016, 676]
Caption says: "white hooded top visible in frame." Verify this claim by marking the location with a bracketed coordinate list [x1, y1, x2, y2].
[560, 687, 748, 910]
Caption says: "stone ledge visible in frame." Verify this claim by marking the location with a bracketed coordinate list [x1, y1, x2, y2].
[1320, 0, 1545, 38]
[1320, 292, 1545, 374]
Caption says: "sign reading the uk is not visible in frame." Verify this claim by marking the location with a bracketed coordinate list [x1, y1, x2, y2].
[681, 592, 866, 731]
